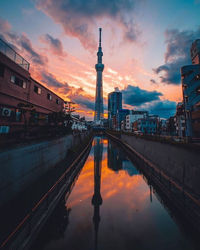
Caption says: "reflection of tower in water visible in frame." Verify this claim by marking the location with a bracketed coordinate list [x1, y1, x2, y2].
[92, 137, 103, 250]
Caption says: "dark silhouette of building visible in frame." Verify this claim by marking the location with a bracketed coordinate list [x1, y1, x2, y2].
[107, 140, 123, 172]
[181, 39, 200, 138]
[108, 88, 122, 129]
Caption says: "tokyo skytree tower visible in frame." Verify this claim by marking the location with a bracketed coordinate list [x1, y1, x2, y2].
[94, 28, 104, 122]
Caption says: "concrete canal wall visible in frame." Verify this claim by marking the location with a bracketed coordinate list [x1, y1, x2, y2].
[119, 133, 200, 196]
[0, 132, 90, 206]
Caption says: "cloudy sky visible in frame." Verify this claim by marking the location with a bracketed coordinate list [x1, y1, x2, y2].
[1, 0, 200, 119]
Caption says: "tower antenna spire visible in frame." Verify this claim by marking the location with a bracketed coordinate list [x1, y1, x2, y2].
[99, 28, 102, 47]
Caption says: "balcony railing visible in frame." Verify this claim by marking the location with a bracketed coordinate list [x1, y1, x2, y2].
[0, 38, 30, 71]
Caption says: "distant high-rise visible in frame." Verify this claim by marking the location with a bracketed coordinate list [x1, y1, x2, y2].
[108, 88, 122, 128]
[94, 28, 104, 122]
[191, 39, 200, 65]
[181, 39, 200, 138]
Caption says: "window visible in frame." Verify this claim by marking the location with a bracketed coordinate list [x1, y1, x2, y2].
[0, 63, 4, 77]
[182, 84, 187, 91]
[185, 96, 188, 103]
[47, 93, 52, 100]
[11, 75, 26, 88]
[56, 98, 59, 104]
[34, 85, 42, 94]
[194, 74, 200, 81]
[15, 109, 21, 122]
[196, 86, 200, 94]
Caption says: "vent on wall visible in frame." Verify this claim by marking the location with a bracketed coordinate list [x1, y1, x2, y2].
[2, 108, 11, 117]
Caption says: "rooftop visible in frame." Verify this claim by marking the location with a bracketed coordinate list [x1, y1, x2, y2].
[0, 38, 30, 71]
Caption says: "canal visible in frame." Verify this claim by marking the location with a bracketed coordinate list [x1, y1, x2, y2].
[32, 136, 199, 250]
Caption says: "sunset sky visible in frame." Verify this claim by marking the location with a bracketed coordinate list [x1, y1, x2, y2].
[1, 0, 200, 119]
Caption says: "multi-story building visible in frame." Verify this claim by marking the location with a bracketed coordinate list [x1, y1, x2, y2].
[191, 39, 200, 64]
[181, 39, 200, 138]
[118, 109, 129, 130]
[108, 88, 122, 129]
[137, 115, 159, 135]
[121, 120, 125, 131]
[174, 102, 186, 137]
[125, 111, 148, 131]
[0, 38, 64, 134]
[166, 116, 176, 136]
[159, 119, 167, 135]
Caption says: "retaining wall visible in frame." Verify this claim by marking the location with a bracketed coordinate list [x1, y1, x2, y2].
[0, 132, 89, 206]
[120, 134, 200, 196]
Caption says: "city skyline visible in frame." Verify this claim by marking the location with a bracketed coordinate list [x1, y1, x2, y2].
[1, 0, 200, 119]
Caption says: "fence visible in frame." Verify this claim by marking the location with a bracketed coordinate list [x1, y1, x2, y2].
[0, 38, 30, 71]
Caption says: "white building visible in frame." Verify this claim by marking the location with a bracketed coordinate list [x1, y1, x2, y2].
[174, 102, 185, 137]
[125, 111, 148, 131]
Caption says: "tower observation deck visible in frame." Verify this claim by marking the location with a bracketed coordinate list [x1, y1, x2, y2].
[94, 28, 104, 123]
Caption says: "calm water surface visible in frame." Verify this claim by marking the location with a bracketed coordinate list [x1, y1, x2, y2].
[34, 137, 197, 250]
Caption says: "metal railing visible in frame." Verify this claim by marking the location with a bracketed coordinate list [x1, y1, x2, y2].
[0, 137, 93, 250]
[107, 132, 200, 230]
[0, 38, 30, 71]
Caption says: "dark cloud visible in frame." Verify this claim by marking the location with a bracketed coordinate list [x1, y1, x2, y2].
[146, 100, 176, 118]
[0, 17, 47, 66]
[73, 95, 95, 110]
[41, 72, 63, 88]
[122, 85, 162, 106]
[41, 72, 70, 93]
[150, 79, 156, 84]
[73, 95, 107, 111]
[34, 0, 139, 51]
[40, 34, 66, 56]
[19, 35, 46, 65]
[154, 27, 200, 85]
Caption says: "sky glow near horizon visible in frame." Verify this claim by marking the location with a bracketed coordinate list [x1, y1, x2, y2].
[1, 0, 200, 120]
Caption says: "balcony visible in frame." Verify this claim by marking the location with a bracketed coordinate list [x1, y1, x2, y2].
[0, 38, 30, 71]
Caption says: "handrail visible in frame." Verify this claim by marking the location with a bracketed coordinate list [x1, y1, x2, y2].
[0, 38, 30, 71]
[106, 132, 200, 208]
[0, 136, 93, 249]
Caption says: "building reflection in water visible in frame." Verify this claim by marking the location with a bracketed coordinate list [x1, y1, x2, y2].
[108, 140, 139, 176]
[107, 140, 123, 171]
[92, 137, 103, 250]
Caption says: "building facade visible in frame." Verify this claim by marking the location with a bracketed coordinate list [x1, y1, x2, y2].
[118, 109, 129, 130]
[108, 88, 122, 129]
[191, 39, 200, 65]
[125, 111, 148, 131]
[137, 116, 159, 135]
[181, 39, 200, 138]
[0, 38, 64, 134]
[174, 102, 186, 137]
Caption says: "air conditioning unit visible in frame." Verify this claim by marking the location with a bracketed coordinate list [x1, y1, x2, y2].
[2, 108, 11, 117]
[0, 126, 10, 134]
